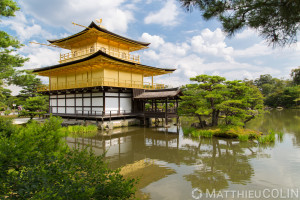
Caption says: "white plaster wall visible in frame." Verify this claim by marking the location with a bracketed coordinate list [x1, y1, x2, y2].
[66, 99, 75, 106]
[120, 98, 132, 113]
[51, 107, 57, 113]
[84, 98, 91, 106]
[105, 97, 118, 114]
[92, 107, 103, 112]
[66, 94, 75, 98]
[92, 92, 103, 96]
[57, 107, 65, 113]
[76, 98, 82, 106]
[120, 93, 131, 97]
[66, 107, 75, 114]
[50, 99, 57, 106]
[106, 92, 118, 97]
[92, 97, 103, 106]
[57, 99, 65, 106]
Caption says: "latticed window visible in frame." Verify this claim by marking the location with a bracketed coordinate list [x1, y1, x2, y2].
[121, 52, 126, 59]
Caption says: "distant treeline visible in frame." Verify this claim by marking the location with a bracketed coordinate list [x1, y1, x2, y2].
[244, 67, 300, 108]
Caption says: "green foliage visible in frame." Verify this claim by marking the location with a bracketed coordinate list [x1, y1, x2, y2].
[19, 96, 48, 119]
[12, 70, 43, 98]
[191, 129, 214, 138]
[62, 125, 98, 138]
[249, 72, 300, 108]
[0, 116, 136, 199]
[291, 67, 300, 85]
[179, 75, 264, 127]
[0, 0, 29, 90]
[257, 131, 276, 144]
[0, 117, 18, 137]
[0, 0, 19, 17]
[182, 126, 197, 136]
[4, 110, 11, 115]
[180, 0, 300, 46]
[238, 134, 249, 142]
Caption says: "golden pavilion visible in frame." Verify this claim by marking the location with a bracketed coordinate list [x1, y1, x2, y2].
[33, 21, 182, 124]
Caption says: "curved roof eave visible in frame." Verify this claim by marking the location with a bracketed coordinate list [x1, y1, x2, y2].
[48, 22, 150, 46]
[32, 50, 176, 73]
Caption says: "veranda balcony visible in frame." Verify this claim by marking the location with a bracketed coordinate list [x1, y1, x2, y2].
[37, 77, 165, 92]
[59, 46, 140, 64]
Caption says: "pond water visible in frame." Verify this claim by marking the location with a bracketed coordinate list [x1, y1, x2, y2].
[67, 109, 300, 200]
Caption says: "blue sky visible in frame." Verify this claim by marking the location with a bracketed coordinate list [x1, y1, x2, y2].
[2, 0, 300, 94]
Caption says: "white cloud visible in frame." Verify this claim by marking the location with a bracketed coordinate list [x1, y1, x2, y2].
[20, 0, 135, 34]
[140, 33, 165, 49]
[191, 28, 234, 62]
[19, 42, 62, 70]
[1, 12, 54, 42]
[233, 42, 271, 57]
[235, 28, 257, 39]
[140, 31, 288, 87]
[144, 0, 179, 26]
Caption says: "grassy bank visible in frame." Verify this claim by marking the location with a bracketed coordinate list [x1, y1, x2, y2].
[183, 126, 283, 144]
[61, 125, 98, 138]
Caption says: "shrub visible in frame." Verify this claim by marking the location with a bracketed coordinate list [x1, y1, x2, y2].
[0, 116, 136, 199]
[62, 124, 98, 138]
[182, 127, 197, 136]
[238, 134, 249, 142]
[4, 110, 11, 116]
[257, 131, 276, 144]
[191, 129, 214, 138]
[0, 117, 18, 138]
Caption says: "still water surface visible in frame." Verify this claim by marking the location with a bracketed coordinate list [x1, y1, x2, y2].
[67, 109, 300, 199]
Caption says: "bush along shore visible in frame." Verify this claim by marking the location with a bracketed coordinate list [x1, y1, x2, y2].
[182, 126, 283, 144]
[0, 116, 136, 199]
[61, 124, 98, 138]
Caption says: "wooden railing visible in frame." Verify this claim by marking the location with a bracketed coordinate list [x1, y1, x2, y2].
[59, 46, 140, 64]
[37, 77, 165, 92]
[145, 108, 177, 113]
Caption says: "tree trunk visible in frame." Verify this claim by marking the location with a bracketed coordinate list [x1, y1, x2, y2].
[243, 115, 255, 128]
[197, 114, 204, 128]
[212, 109, 219, 126]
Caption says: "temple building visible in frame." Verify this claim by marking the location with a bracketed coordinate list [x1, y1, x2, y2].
[33, 21, 182, 124]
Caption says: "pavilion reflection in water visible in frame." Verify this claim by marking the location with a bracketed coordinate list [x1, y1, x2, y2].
[66, 127, 269, 198]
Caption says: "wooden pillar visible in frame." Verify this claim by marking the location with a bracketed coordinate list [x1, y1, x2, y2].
[118, 66, 120, 87]
[142, 72, 144, 89]
[90, 91, 92, 115]
[74, 92, 77, 115]
[65, 93, 67, 114]
[56, 94, 58, 114]
[82, 92, 84, 115]
[152, 74, 154, 89]
[165, 98, 168, 125]
[103, 90, 105, 115]
[48, 94, 51, 114]
[131, 68, 133, 87]
[151, 100, 154, 111]
[90, 65, 93, 87]
[118, 90, 120, 114]
[49, 72, 51, 91]
[65, 74, 67, 89]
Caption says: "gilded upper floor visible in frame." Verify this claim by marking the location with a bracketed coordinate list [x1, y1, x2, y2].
[49, 22, 149, 64]
[33, 21, 175, 92]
